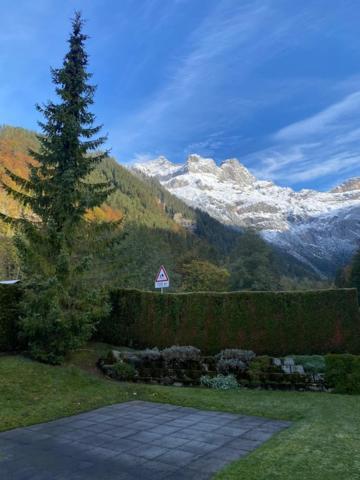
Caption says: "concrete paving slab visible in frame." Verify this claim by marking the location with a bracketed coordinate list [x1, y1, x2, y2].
[0, 400, 291, 479]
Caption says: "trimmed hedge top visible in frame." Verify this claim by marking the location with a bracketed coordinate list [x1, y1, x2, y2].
[1, 285, 360, 356]
[98, 288, 360, 356]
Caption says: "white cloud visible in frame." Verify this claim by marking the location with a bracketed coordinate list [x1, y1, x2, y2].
[292, 153, 360, 183]
[109, 0, 300, 158]
[250, 146, 360, 186]
[245, 91, 360, 187]
[274, 91, 360, 141]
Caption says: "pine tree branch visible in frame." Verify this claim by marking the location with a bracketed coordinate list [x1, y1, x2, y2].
[2, 167, 34, 192]
[0, 211, 35, 228]
[0, 179, 34, 207]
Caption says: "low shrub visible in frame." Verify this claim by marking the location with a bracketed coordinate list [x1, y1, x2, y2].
[215, 348, 255, 377]
[112, 361, 137, 381]
[293, 355, 325, 374]
[104, 349, 127, 364]
[215, 349, 256, 363]
[325, 354, 360, 394]
[200, 374, 239, 390]
[119, 352, 144, 368]
[248, 356, 274, 383]
[122, 348, 163, 367]
[162, 345, 201, 365]
[98, 346, 328, 391]
[138, 348, 162, 363]
[217, 358, 247, 375]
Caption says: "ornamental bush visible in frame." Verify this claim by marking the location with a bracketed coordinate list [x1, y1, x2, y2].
[293, 355, 325, 374]
[112, 361, 137, 381]
[138, 348, 162, 363]
[216, 358, 247, 375]
[248, 356, 274, 383]
[162, 345, 201, 364]
[325, 354, 360, 394]
[215, 349, 256, 361]
[119, 348, 162, 368]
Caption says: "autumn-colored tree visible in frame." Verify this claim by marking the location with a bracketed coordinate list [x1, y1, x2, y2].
[179, 260, 230, 292]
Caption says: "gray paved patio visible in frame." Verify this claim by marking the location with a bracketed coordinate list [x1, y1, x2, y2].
[0, 400, 291, 479]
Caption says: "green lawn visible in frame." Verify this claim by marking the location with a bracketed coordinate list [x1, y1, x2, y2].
[0, 351, 359, 479]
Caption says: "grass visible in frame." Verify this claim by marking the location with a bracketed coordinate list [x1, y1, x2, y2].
[0, 346, 359, 479]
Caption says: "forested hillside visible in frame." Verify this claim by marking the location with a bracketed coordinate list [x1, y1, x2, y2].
[0, 126, 325, 290]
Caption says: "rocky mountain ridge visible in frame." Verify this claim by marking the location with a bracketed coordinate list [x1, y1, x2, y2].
[133, 154, 360, 276]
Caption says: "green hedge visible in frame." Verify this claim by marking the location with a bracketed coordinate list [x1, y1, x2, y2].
[98, 288, 360, 356]
[325, 354, 360, 394]
[0, 284, 21, 351]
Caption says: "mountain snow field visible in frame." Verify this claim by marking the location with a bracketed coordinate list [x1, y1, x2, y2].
[134, 154, 360, 276]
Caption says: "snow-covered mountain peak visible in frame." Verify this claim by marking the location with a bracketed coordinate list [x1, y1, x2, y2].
[132, 153, 360, 276]
[133, 156, 181, 180]
[220, 158, 256, 185]
[331, 177, 360, 193]
[184, 154, 217, 174]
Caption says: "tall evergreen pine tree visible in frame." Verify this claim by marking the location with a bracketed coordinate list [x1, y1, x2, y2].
[0, 12, 112, 363]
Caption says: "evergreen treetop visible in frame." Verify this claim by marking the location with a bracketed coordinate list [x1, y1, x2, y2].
[1, 11, 111, 231]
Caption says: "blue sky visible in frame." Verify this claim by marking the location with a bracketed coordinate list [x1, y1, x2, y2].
[1, 0, 360, 190]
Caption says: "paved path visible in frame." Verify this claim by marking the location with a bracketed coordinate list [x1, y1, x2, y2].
[0, 400, 290, 479]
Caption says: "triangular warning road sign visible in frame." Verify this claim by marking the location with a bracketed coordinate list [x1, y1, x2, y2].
[155, 265, 169, 282]
[155, 265, 170, 289]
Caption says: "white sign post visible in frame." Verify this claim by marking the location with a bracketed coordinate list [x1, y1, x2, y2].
[155, 265, 169, 293]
